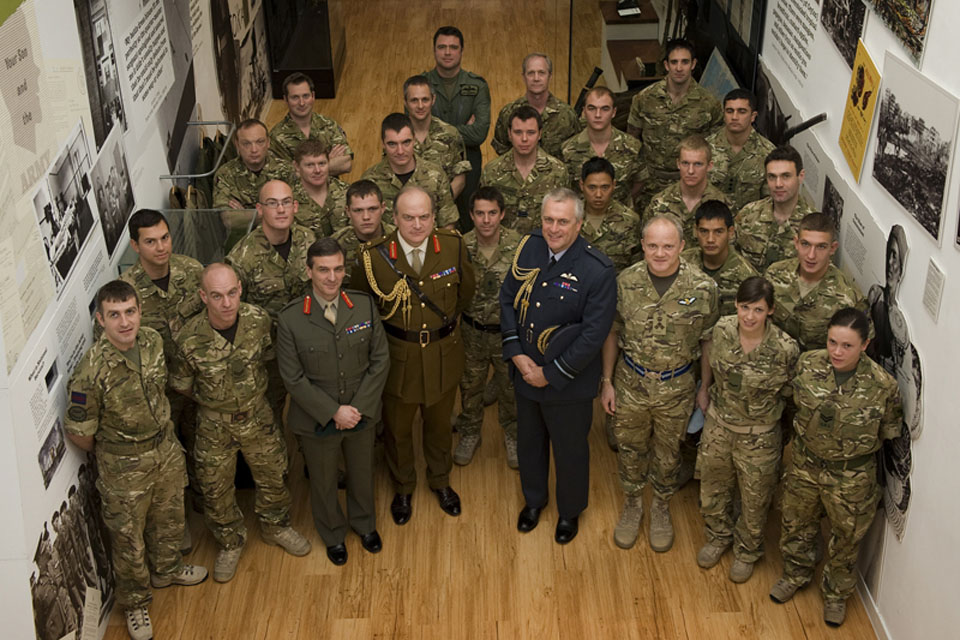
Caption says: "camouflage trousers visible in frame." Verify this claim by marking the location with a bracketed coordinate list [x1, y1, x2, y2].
[612, 358, 696, 500]
[169, 390, 199, 500]
[779, 446, 879, 600]
[698, 414, 781, 562]
[195, 400, 292, 550]
[458, 323, 517, 440]
[96, 435, 187, 607]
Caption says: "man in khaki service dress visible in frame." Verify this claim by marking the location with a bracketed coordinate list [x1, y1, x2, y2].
[480, 104, 569, 235]
[269, 71, 353, 175]
[65, 281, 207, 640]
[628, 39, 723, 210]
[171, 264, 311, 584]
[277, 238, 390, 566]
[291, 139, 349, 236]
[213, 119, 295, 211]
[333, 180, 395, 288]
[600, 214, 719, 553]
[561, 86, 643, 208]
[492, 52, 581, 158]
[361, 112, 460, 228]
[735, 145, 815, 272]
[454, 186, 522, 469]
[227, 180, 316, 427]
[707, 88, 777, 212]
[352, 185, 476, 525]
[403, 74, 473, 199]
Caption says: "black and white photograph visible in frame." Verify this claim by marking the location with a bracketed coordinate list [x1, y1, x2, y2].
[872, 52, 959, 243]
[236, 8, 271, 120]
[153, 0, 198, 172]
[29, 465, 114, 640]
[867, 0, 934, 65]
[822, 174, 845, 227]
[212, 0, 270, 124]
[73, 0, 127, 152]
[34, 124, 97, 291]
[820, 0, 868, 68]
[37, 420, 66, 490]
[754, 62, 789, 145]
[91, 127, 135, 257]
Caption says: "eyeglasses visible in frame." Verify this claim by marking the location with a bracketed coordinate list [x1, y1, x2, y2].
[260, 198, 295, 209]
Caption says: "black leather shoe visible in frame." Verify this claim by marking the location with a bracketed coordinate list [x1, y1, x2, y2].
[390, 493, 412, 525]
[359, 530, 382, 554]
[555, 517, 579, 544]
[517, 505, 542, 533]
[433, 486, 461, 517]
[326, 543, 347, 565]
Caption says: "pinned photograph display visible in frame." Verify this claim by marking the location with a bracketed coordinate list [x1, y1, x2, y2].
[872, 52, 958, 243]
[820, 0, 868, 68]
[90, 128, 135, 257]
[867, 0, 935, 65]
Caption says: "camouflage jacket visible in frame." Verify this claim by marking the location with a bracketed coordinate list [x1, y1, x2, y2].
[735, 195, 815, 272]
[580, 201, 641, 272]
[614, 258, 719, 369]
[643, 181, 731, 247]
[764, 259, 868, 352]
[462, 226, 522, 325]
[423, 68, 491, 149]
[479, 147, 569, 234]
[492, 93, 582, 158]
[64, 328, 172, 446]
[707, 315, 799, 428]
[414, 117, 472, 182]
[561, 127, 643, 207]
[292, 176, 349, 236]
[681, 246, 758, 316]
[118, 255, 204, 363]
[627, 78, 723, 174]
[332, 222, 395, 288]
[212, 153, 296, 209]
[226, 223, 316, 321]
[170, 303, 273, 413]
[707, 128, 776, 212]
[360, 155, 459, 228]
[793, 350, 902, 460]
[268, 112, 353, 162]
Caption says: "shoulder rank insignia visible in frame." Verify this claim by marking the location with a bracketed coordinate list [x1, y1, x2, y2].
[433, 234, 441, 253]
[345, 321, 371, 334]
[560, 272, 579, 282]
[677, 296, 697, 306]
[340, 290, 354, 308]
[389, 241, 398, 260]
[430, 267, 457, 280]
[303, 295, 312, 314]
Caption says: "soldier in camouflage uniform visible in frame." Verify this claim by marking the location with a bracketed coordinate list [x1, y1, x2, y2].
[643, 134, 731, 247]
[119, 210, 205, 516]
[492, 53, 581, 158]
[213, 119, 295, 211]
[627, 39, 723, 211]
[170, 264, 311, 584]
[361, 113, 460, 228]
[764, 213, 868, 352]
[735, 145, 814, 272]
[64, 281, 206, 640]
[579, 157, 642, 272]
[680, 200, 758, 315]
[403, 75, 473, 199]
[227, 180, 316, 427]
[454, 186, 521, 468]
[480, 105, 569, 235]
[695, 277, 799, 583]
[600, 215, 719, 553]
[333, 180, 395, 288]
[707, 89, 776, 212]
[292, 139, 349, 236]
[771, 308, 901, 627]
[269, 72, 353, 175]
[561, 87, 643, 208]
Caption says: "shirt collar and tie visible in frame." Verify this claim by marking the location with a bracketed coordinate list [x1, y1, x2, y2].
[396, 234, 430, 275]
[314, 290, 339, 324]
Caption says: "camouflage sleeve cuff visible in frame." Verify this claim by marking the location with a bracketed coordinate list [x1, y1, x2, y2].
[63, 418, 98, 438]
[453, 160, 473, 176]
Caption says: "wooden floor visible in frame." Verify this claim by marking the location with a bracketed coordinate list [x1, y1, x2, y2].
[103, 2, 876, 638]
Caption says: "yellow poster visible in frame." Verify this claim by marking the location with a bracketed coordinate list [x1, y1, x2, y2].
[839, 40, 880, 182]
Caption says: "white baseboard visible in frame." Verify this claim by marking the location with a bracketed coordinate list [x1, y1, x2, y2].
[858, 574, 891, 640]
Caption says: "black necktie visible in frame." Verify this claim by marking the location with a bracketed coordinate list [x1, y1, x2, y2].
[548, 256, 557, 269]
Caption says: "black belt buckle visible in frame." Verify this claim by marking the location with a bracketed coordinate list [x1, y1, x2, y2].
[419, 329, 431, 347]
[231, 411, 248, 422]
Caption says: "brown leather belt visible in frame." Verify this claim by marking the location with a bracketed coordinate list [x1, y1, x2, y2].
[384, 319, 458, 346]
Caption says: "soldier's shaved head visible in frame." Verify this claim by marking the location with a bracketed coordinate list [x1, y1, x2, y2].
[201, 263, 239, 291]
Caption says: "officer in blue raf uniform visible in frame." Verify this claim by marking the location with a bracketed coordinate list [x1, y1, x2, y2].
[499, 188, 617, 544]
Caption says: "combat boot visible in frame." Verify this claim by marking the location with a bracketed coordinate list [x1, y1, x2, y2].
[729, 557, 756, 583]
[823, 598, 847, 626]
[613, 495, 643, 549]
[150, 563, 208, 588]
[503, 433, 519, 470]
[453, 434, 481, 465]
[214, 547, 243, 583]
[125, 605, 152, 640]
[649, 497, 674, 552]
[262, 526, 312, 556]
[696, 541, 730, 568]
[769, 576, 806, 603]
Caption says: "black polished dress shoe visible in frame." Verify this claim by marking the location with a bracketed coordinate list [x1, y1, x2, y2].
[433, 486, 462, 516]
[359, 530, 382, 553]
[517, 505, 542, 532]
[326, 543, 348, 565]
[555, 517, 579, 544]
[390, 493, 412, 525]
